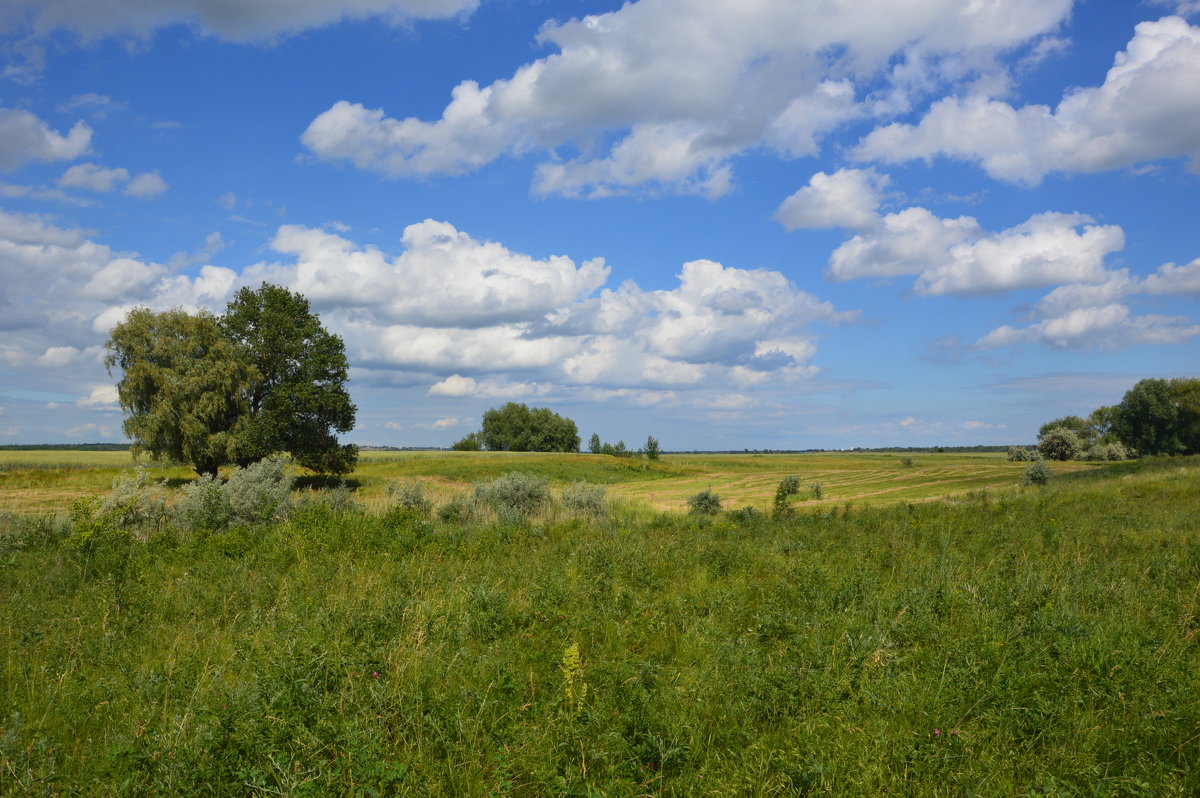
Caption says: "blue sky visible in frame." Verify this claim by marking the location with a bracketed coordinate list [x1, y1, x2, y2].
[1, 0, 1198, 450]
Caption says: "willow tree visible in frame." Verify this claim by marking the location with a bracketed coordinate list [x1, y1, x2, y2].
[104, 307, 251, 476]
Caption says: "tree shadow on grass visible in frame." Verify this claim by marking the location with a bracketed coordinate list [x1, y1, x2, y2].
[294, 475, 362, 492]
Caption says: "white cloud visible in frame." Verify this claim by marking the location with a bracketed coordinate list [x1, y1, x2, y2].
[854, 16, 1200, 183]
[427, 375, 550, 399]
[775, 168, 889, 231]
[124, 170, 168, 198]
[0, 108, 91, 171]
[3, 0, 479, 43]
[1141, 258, 1200, 294]
[783, 170, 1125, 294]
[250, 219, 609, 328]
[217, 191, 238, 210]
[976, 305, 1200, 349]
[59, 163, 129, 192]
[383, 421, 403, 430]
[302, 0, 1072, 196]
[430, 417, 459, 429]
[75, 385, 119, 407]
[57, 163, 168, 198]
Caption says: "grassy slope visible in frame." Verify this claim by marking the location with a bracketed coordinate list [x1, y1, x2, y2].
[1, 458, 1197, 795]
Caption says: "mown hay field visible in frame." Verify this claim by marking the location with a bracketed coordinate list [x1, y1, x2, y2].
[0, 449, 1100, 516]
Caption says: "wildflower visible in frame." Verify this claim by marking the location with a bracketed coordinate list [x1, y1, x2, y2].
[373, 671, 380, 679]
[934, 729, 941, 736]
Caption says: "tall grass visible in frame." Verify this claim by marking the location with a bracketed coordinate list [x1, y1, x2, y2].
[1, 460, 1198, 795]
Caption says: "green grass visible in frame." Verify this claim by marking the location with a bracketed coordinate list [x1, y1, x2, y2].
[1, 457, 1198, 795]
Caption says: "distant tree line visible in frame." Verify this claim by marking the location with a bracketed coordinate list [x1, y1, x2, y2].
[1016, 377, 1200, 462]
[587, 433, 661, 460]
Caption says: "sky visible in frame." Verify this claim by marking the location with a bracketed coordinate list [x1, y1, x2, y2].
[0, 0, 1198, 451]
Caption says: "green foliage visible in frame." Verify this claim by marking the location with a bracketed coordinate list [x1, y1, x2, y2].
[223, 458, 294, 524]
[1083, 442, 1129, 461]
[474, 471, 551, 518]
[385, 479, 431, 515]
[96, 467, 169, 530]
[1022, 458, 1052, 486]
[644, 435, 661, 460]
[773, 475, 801, 518]
[104, 307, 251, 476]
[476, 402, 580, 452]
[1113, 377, 1200, 456]
[1038, 427, 1083, 461]
[810, 481, 824, 500]
[588, 433, 602, 454]
[687, 488, 722, 515]
[105, 285, 357, 476]
[221, 284, 357, 474]
[450, 431, 483, 451]
[173, 460, 294, 531]
[1038, 415, 1092, 447]
[899, 456, 915, 467]
[561, 481, 608, 518]
[1007, 446, 1037, 461]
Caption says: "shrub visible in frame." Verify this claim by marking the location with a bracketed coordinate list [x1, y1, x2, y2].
[773, 476, 801, 518]
[174, 459, 294, 531]
[1084, 442, 1129, 461]
[437, 499, 470, 523]
[475, 471, 550, 518]
[728, 505, 762, 523]
[810, 482, 824, 500]
[96, 467, 169, 530]
[1022, 459, 1052, 486]
[562, 482, 608, 518]
[900, 457, 915, 468]
[387, 479, 432, 515]
[223, 459, 293, 524]
[175, 473, 232, 532]
[1038, 428, 1083, 461]
[688, 489, 722, 516]
[1007, 446, 1037, 461]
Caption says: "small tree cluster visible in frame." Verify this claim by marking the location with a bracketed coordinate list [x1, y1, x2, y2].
[1037, 427, 1083, 461]
[1007, 446, 1038, 461]
[453, 403, 580, 452]
[588, 433, 661, 459]
[474, 471, 551, 518]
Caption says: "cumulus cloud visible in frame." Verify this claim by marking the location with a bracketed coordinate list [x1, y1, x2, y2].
[248, 219, 609, 328]
[0, 108, 91, 171]
[302, 0, 1072, 196]
[973, 258, 1200, 350]
[854, 16, 1200, 183]
[1, 0, 479, 43]
[0, 209, 851, 408]
[780, 169, 1125, 294]
[775, 168, 889, 231]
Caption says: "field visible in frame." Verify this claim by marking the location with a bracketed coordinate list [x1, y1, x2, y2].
[0, 449, 1099, 516]
[2, 452, 1198, 795]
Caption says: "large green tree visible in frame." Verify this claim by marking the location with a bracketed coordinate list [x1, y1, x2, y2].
[105, 284, 358, 475]
[1112, 377, 1200, 456]
[105, 308, 252, 476]
[478, 402, 580, 452]
[221, 284, 358, 474]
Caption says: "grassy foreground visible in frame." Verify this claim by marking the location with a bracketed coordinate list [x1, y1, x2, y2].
[2, 458, 1198, 795]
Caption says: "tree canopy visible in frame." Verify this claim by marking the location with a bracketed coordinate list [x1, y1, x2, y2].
[105, 284, 357, 475]
[1113, 378, 1200, 456]
[476, 403, 580, 452]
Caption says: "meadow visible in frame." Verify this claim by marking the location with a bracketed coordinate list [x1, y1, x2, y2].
[0, 449, 1097, 517]
[1, 452, 1198, 795]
